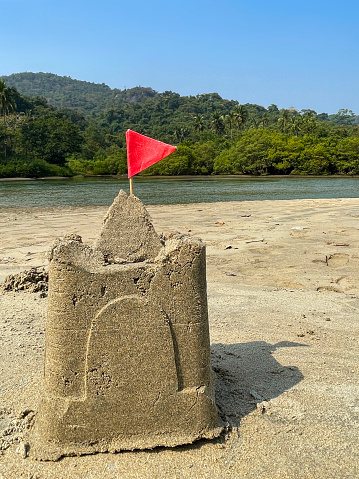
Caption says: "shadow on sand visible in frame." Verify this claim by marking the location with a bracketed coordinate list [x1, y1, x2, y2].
[150, 340, 307, 453]
[211, 340, 307, 427]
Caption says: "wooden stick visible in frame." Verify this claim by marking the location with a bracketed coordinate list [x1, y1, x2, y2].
[129, 177, 133, 196]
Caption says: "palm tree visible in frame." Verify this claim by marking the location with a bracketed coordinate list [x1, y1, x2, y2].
[0, 79, 16, 124]
[211, 111, 225, 135]
[300, 112, 318, 135]
[278, 109, 290, 133]
[193, 114, 205, 133]
[225, 111, 236, 138]
[174, 127, 188, 143]
[249, 116, 259, 129]
[260, 113, 270, 128]
[289, 116, 301, 137]
[233, 104, 248, 131]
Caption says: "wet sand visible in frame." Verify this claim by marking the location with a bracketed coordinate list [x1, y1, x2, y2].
[0, 198, 358, 478]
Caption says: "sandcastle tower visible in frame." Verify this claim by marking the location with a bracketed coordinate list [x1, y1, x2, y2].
[29, 191, 221, 460]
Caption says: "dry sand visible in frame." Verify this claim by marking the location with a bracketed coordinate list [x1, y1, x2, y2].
[0, 198, 358, 478]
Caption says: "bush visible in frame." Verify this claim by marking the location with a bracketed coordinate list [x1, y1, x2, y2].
[0, 157, 72, 178]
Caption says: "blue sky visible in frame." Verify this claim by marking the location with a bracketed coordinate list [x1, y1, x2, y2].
[2, 0, 359, 113]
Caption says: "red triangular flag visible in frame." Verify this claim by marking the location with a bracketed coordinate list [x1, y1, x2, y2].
[126, 130, 177, 178]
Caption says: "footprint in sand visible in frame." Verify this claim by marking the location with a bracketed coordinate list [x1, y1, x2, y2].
[327, 253, 349, 268]
[313, 253, 350, 268]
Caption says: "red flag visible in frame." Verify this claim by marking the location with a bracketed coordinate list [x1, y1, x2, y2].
[126, 130, 177, 178]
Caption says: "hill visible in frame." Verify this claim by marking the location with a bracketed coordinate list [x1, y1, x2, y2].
[2, 72, 157, 115]
[4, 72, 359, 130]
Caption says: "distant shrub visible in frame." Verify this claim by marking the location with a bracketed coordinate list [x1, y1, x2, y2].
[0, 157, 72, 178]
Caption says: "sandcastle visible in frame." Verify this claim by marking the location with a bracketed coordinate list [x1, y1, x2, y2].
[29, 191, 222, 460]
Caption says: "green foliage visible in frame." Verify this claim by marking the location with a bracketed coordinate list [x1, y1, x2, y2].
[3, 73, 158, 115]
[213, 130, 359, 176]
[66, 146, 127, 175]
[21, 117, 83, 165]
[0, 79, 16, 124]
[1, 74, 359, 178]
[0, 156, 71, 178]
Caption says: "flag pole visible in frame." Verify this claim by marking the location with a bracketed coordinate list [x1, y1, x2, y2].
[129, 177, 133, 196]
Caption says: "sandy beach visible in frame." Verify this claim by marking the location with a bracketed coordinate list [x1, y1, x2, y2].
[0, 197, 358, 478]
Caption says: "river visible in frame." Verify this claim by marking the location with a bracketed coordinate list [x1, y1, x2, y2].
[1, 176, 359, 208]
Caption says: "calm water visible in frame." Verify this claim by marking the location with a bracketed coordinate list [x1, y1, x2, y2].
[1, 176, 359, 208]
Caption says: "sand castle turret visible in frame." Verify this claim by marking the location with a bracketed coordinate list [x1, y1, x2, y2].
[29, 191, 221, 460]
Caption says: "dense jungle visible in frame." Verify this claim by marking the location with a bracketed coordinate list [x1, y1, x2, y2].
[1, 72, 359, 178]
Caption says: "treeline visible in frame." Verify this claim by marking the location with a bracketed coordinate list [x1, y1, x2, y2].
[1, 74, 359, 178]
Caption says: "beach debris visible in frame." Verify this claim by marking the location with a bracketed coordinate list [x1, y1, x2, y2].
[239, 214, 251, 217]
[297, 330, 315, 337]
[0, 257, 16, 263]
[224, 272, 236, 276]
[215, 221, 225, 226]
[225, 245, 232, 250]
[16, 441, 28, 459]
[326, 242, 349, 247]
[0, 267, 48, 293]
[29, 190, 222, 461]
[245, 238, 265, 244]
[291, 226, 308, 231]
[256, 401, 270, 414]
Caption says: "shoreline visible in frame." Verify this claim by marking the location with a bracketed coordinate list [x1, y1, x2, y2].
[0, 195, 358, 212]
[1, 173, 359, 181]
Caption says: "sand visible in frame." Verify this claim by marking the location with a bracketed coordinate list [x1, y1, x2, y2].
[0, 198, 358, 478]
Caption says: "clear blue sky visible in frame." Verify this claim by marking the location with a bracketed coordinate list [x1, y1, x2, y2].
[2, 0, 359, 114]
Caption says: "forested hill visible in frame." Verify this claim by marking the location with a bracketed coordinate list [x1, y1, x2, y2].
[2, 73, 359, 179]
[2, 72, 158, 114]
[4, 72, 359, 129]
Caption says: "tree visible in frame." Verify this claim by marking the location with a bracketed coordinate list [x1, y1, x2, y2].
[193, 114, 205, 133]
[233, 104, 248, 131]
[0, 79, 16, 124]
[267, 104, 279, 114]
[329, 109, 356, 126]
[214, 130, 278, 175]
[335, 137, 359, 174]
[211, 111, 225, 135]
[225, 111, 236, 138]
[288, 116, 301, 137]
[174, 126, 189, 143]
[21, 117, 83, 165]
[278, 109, 290, 133]
[260, 113, 270, 129]
[300, 111, 318, 136]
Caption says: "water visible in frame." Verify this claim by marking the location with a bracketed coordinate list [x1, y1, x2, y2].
[1, 176, 359, 208]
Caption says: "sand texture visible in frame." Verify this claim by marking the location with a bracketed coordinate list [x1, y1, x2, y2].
[0, 198, 358, 478]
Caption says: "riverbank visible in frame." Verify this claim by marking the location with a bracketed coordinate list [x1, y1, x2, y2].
[0, 198, 358, 478]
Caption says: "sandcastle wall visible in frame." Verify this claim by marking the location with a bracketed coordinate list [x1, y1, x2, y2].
[29, 191, 222, 460]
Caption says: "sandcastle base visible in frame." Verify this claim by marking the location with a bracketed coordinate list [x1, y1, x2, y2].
[29, 424, 224, 461]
